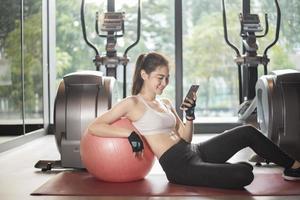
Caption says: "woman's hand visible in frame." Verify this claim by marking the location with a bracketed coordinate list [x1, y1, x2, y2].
[180, 92, 197, 121]
[128, 131, 144, 157]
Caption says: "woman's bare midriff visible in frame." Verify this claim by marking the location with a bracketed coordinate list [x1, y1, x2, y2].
[143, 132, 182, 159]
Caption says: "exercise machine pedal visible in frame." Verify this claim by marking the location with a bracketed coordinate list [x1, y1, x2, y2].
[34, 160, 63, 171]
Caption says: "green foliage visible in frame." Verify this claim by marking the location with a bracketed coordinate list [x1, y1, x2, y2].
[269, 45, 295, 70]
[0, 0, 20, 41]
[55, 0, 101, 77]
[56, 47, 72, 79]
[1, 9, 42, 114]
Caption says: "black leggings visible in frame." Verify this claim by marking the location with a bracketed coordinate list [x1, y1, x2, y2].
[159, 125, 295, 189]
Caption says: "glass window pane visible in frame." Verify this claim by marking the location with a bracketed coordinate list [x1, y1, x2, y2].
[182, 0, 300, 123]
[56, 0, 175, 102]
[24, 0, 44, 132]
[0, 1, 23, 135]
[182, 0, 240, 122]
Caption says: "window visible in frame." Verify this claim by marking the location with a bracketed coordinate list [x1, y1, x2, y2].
[0, 1, 22, 133]
[24, 0, 43, 127]
[55, 0, 300, 126]
[56, 0, 175, 101]
[0, 0, 44, 137]
[182, 0, 300, 123]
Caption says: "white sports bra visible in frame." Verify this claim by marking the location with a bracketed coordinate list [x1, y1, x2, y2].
[132, 95, 177, 135]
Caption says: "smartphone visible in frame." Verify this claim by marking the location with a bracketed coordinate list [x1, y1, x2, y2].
[181, 85, 199, 109]
[185, 84, 199, 100]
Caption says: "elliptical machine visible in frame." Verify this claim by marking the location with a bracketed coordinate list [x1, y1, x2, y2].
[35, 0, 141, 170]
[222, 0, 300, 162]
[222, 0, 280, 122]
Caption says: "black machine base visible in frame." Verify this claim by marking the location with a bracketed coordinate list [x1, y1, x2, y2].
[34, 160, 63, 171]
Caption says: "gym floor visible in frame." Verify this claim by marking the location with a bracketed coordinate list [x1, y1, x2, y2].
[0, 134, 299, 200]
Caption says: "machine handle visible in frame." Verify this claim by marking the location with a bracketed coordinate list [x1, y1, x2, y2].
[222, 0, 241, 57]
[81, 0, 100, 56]
[256, 13, 269, 38]
[263, 0, 281, 56]
[123, 0, 141, 57]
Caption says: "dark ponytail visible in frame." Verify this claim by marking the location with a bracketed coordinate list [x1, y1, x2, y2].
[131, 52, 169, 95]
[131, 54, 146, 95]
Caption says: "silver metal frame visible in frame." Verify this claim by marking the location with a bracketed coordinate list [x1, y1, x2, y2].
[175, 0, 183, 120]
[42, 0, 56, 129]
[42, 0, 49, 129]
[48, 0, 56, 125]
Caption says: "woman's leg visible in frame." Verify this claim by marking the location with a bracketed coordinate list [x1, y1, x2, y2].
[161, 132, 297, 188]
[197, 125, 294, 168]
[171, 160, 254, 189]
[160, 139, 254, 189]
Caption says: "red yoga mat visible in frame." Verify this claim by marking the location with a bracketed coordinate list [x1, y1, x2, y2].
[31, 171, 300, 196]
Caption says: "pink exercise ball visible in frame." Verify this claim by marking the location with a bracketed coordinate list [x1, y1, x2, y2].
[80, 118, 155, 182]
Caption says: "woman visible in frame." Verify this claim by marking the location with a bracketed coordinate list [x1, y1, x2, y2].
[88, 52, 300, 189]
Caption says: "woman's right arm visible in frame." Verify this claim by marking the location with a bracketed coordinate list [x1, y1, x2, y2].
[87, 96, 137, 137]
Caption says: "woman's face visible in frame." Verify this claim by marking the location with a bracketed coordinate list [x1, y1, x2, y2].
[142, 65, 170, 95]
